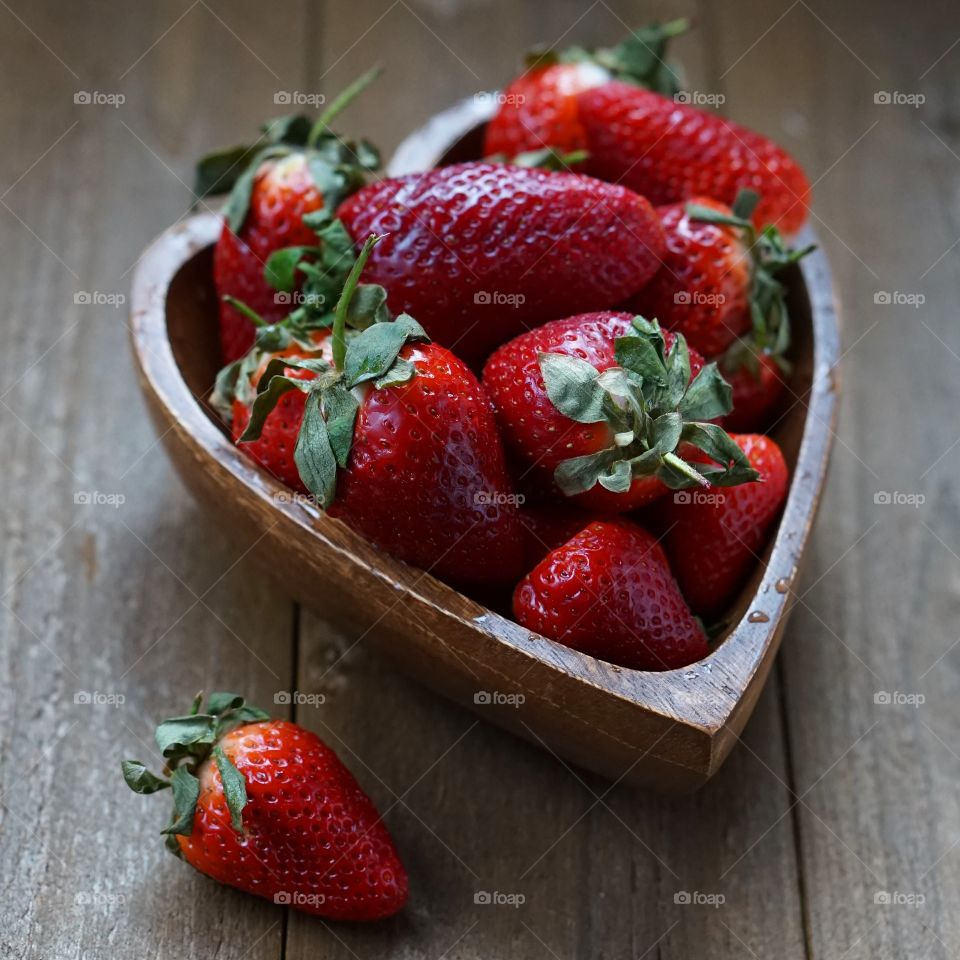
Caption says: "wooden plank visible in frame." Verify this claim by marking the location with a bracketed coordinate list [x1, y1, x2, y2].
[0, 1, 304, 956]
[288, 1, 804, 957]
[714, 0, 960, 957]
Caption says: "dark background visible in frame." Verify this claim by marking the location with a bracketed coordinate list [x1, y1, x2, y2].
[1, 0, 958, 957]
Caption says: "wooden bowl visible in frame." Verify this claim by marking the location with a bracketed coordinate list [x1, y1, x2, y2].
[129, 101, 839, 793]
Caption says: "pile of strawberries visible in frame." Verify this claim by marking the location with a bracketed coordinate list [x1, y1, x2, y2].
[124, 23, 813, 922]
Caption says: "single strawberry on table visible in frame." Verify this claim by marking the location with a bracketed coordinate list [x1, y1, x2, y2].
[196, 68, 382, 362]
[334, 161, 666, 364]
[514, 519, 708, 671]
[663, 432, 789, 618]
[485, 25, 811, 235]
[121, 692, 407, 921]
[482, 311, 759, 513]
[213, 235, 526, 586]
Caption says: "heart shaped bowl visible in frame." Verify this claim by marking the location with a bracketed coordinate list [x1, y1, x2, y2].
[130, 99, 839, 793]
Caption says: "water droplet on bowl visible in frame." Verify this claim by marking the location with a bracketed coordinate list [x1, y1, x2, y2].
[748, 610, 770, 623]
[775, 578, 791, 594]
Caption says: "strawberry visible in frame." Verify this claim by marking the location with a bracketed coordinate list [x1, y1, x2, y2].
[482, 311, 758, 513]
[484, 19, 688, 157]
[623, 191, 815, 360]
[121, 692, 407, 921]
[518, 504, 597, 569]
[213, 236, 525, 586]
[196, 69, 382, 362]
[334, 162, 666, 364]
[663, 433, 788, 618]
[723, 354, 789, 433]
[513, 519, 708, 671]
[575, 82, 810, 234]
[486, 25, 810, 235]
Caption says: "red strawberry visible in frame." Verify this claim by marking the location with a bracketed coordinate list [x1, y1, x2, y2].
[518, 504, 597, 569]
[122, 692, 407, 921]
[483, 311, 757, 513]
[197, 70, 383, 362]
[335, 162, 665, 364]
[215, 237, 525, 586]
[214, 155, 327, 362]
[487, 25, 810, 236]
[624, 191, 814, 362]
[513, 519, 708, 671]
[621, 197, 750, 357]
[663, 433, 788, 617]
[723, 353, 789, 433]
[575, 82, 810, 234]
[484, 19, 688, 157]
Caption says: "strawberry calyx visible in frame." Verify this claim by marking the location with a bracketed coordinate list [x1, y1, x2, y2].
[228, 235, 430, 508]
[527, 18, 689, 97]
[194, 67, 383, 233]
[485, 146, 590, 172]
[121, 692, 271, 853]
[686, 189, 815, 381]
[539, 316, 759, 496]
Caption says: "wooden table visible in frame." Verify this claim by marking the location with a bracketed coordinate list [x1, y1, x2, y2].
[1, 0, 956, 956]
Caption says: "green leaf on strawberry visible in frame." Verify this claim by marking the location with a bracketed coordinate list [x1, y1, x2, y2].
[540, 316, 759, 497]
[687, 189, 815, 382]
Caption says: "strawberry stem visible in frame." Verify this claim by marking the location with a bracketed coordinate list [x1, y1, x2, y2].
[331, 234, 382, 371]
[222, 295, 267, 328]
[308, 65, 383, 147]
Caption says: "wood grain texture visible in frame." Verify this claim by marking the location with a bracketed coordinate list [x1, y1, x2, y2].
[0, 2, 303, 958]
[0, 0, 950, 957]
[710, 0, 960, 957]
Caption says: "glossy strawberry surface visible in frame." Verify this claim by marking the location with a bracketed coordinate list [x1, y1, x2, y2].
[482, 312, 705, 512]
[623, 198, 751, 357]
[335, 163, 665, 364]
[232, 336, 525, 585]
[574, 82, 810, 234]
[723, 355, 790, 433]
[214, 155, 325, 362]
[483, 61, 610, 157]
[328, 341, 525, 584]
[514, 519, 708, 671]
[177, 720, 407, 921]
[663, 433, 788, 617]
